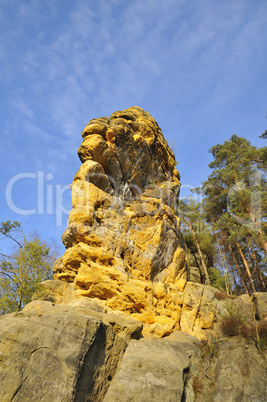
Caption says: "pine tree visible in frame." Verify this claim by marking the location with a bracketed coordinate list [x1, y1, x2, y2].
[201, 135, 267, 293]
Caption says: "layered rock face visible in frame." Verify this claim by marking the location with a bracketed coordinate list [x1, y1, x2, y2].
[1, 297, 266, 402]
[0, 300, 137, 401]
[54, 107, 187, 336]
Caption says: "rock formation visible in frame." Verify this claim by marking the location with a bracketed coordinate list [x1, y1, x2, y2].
[0, 293, 266, 401]
[0, 301, 130, 401]
[0, 107, 266, 401]
[54, 106, 188, 337]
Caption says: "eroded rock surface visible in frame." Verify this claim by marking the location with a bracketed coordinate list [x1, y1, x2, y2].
[54, 107, 187, 336]
[104, 337, 196, 401]
[186, 338, 266, 402]
[1, 300, 266, 402]
[0, 300, 132, 402]
[104, 335, 266, 402]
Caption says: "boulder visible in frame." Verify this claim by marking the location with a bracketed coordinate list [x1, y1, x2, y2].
[104, 337, 197, 401]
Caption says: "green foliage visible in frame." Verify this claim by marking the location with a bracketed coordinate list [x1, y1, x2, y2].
[183, 231, 195, 250]
[208, 267, 227, 292]
[198, 232, 216, 266]
[180, 197, 220, 289]
[0, 221, 54, 314]
[259, 129, 267, 139]
[184, 230, 216, 271]
[0, 220, 21, 235]
[182, 134, 266, 294]
[201, 134, 267, 294]
[204, 134, 266, 220]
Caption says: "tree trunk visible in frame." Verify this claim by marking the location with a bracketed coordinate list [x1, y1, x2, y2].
[235, 241, 256, 293]
[249, 243, 266, 291]
[190, 225, 211, 285]
[215, 232, 230, 294]
[16, 248, 23, 311]
[228, 243, 250, 296]
[257, 232, 267, 256]
[17, 286, 23, 311]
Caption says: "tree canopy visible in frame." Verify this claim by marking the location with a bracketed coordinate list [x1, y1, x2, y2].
[187, 134, 267, 295]
[0, 221, 55, 314]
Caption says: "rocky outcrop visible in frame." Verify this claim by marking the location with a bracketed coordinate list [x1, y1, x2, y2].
[252, 292, 267, 320]
[187, 252, 203, 283]
[105, 334, 266, 402]
[39, 279, 225, 340]
[1, 301, 265, 401]
[1, 107, 266, 401]
[38, 279, 267, 342]
[49, 106, 267, 343]
[0, 300, 141, 402]
[104, 336, 196, 401]
[53, 107, 187, 336]
[211, 339, 266, 401]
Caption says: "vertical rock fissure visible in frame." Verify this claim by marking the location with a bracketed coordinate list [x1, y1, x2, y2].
[192, 288, 204, 331]
[73, 323, 108, 401]
[73, 323, 127, 402]
[181, 366, 190, 402]
[11, 376, 28, 401]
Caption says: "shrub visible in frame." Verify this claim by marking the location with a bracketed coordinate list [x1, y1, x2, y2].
[214, 291, 228, 301]
[214, 291, 236, 301]
[209, 266, 227, 292]
[192, 376, 203, 393]
[256, 321, 267, 349]
[220, 315, 251, 338]
[257, 321, 267, 341]
[220, 300, 267, 351]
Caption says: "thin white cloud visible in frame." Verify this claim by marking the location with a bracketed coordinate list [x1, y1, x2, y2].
[11, 98, 35, 120]
[1, 0, 267, 246]
[1, 0, 267, 164]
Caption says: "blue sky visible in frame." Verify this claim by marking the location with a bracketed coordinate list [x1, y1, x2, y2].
[1, 0, 267, 253]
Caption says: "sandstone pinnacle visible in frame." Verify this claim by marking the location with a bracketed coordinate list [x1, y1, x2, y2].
[54, 106, 187, 336]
